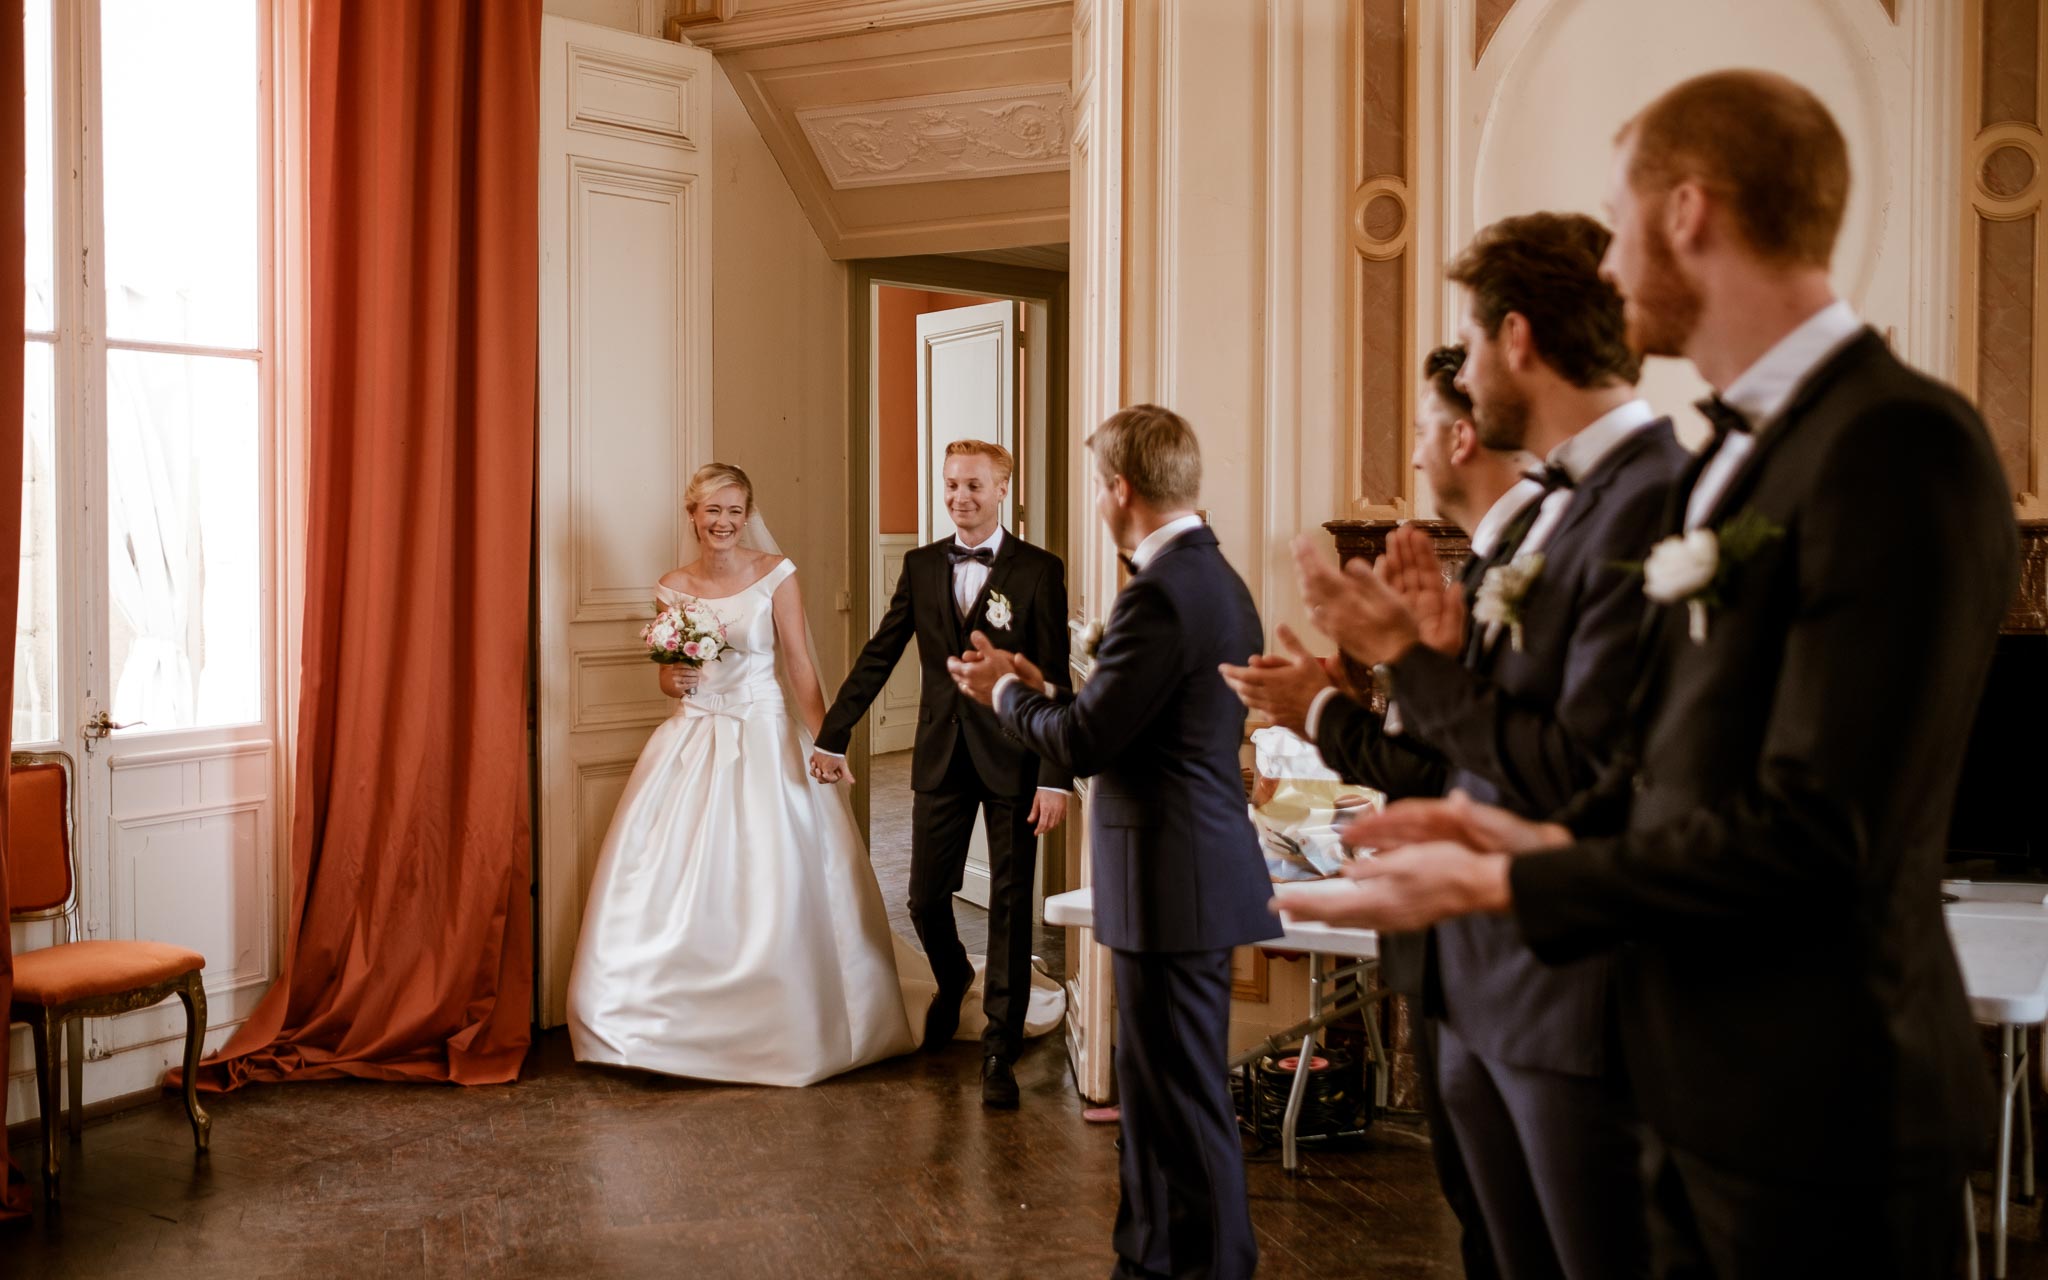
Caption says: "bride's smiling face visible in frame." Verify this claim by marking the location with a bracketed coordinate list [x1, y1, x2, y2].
[692, 485, 750, 553]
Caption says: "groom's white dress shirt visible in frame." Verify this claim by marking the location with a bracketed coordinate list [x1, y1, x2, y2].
[952, 524, 1003, 617]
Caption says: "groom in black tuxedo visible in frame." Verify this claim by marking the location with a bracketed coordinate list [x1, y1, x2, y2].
[1287, 71, 2018, 1277]
[952, 405, 1276, 1280]
[812, 439, 1070, 1108]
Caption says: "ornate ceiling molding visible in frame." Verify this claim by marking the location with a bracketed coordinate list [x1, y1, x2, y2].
[674, 0, 1067, 53]
[798, 83, 1069, 189]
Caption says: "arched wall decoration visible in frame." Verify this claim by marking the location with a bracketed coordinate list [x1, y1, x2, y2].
[1958, 0, 2048, 516]
[1345, 0, 1415, 514]
[1475, 0, 1522, 65]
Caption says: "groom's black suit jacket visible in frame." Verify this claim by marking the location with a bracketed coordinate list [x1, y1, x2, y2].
[818, 531, 1071, 796]
[1514, 331, 2016, 1181]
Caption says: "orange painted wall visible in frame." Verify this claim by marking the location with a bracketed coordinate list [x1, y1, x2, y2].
[877, 287, 989, 535]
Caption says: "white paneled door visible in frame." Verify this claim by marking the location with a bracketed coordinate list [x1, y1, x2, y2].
[535, 18, 713, 1027]
[7, 0, 282, 1125]
[914, 299, 1020, 909]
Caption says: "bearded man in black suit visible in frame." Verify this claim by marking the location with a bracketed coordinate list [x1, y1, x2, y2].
[1285, 70, 2017, 1278]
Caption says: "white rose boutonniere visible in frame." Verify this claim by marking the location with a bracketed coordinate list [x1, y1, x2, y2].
[985, 591, 1013, 630]
[1634, 509, 1784, 643]
[1471, 553, 1545, 653]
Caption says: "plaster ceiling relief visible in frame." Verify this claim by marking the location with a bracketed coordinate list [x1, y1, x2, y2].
[798, 83, 1070, 189]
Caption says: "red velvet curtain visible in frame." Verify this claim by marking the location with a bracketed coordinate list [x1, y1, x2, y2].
[0, 0, 29, 1223]
[196, 0, 541, 1088]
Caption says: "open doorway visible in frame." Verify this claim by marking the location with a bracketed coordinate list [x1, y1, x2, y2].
[847, 252, 1071, 978]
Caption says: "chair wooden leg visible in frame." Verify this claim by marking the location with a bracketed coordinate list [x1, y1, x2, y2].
[65, 1016, 84, 1141]
[177, 973, 211, 1151]
[27, 1009, 61, 1199]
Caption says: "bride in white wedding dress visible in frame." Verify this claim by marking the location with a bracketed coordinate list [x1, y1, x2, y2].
[566, 463, 926, 1086]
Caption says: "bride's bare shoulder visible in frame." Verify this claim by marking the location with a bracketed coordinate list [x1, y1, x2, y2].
[657, 562, 705, 593]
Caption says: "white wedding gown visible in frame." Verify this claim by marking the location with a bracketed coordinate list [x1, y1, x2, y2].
[567, 559, 1061, 1087]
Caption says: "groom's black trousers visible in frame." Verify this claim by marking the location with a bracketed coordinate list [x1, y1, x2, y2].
[909, 748, 1039, 1059]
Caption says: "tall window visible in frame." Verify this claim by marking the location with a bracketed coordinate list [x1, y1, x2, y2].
[18, 0, 268, 744]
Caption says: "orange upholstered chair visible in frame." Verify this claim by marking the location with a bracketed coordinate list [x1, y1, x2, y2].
[7, 750, 210, 1199]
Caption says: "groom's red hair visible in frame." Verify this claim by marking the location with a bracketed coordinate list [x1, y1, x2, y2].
[944, 438, 1015, 483]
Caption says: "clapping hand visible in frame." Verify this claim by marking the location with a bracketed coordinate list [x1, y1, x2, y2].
[1379, 525, 1468, 657]
[1272, 841, 1513, 931]
[1338, 789, 1571, 857]
[1293, 536, 1422, 667]
[948, 632, 1042, 707]
[1219, 624, 1331, 736]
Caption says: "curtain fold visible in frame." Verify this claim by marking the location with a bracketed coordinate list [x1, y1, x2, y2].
[193, 0, 541, 1089]
[0, 0, 28, 1224]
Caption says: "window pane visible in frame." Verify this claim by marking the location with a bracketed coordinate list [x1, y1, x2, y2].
[100, 0, 258, 347]
[24, 0, 51, 332]
[107, 349, 259, 730]
[15, 341, 56, 743]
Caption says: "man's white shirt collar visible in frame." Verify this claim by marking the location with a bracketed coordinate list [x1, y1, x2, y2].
[1130, 514, 1206, 570]
[1718, 299, 1862, 433]
[1547, 397, 1658, 482]
[1468, 479, 1544, 559]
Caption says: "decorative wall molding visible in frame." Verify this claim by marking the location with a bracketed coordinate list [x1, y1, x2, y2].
[1474, 0, 1521, 65]
[673, 0, 1066, 51]
[1957, 0, 2047, 516]
[568, 47, 701, 149]
[1344, 0, 1415, 515]
[797, 83, 1069, 189]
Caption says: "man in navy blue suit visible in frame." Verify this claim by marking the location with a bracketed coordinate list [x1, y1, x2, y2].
[951, 404, 1275, 1280]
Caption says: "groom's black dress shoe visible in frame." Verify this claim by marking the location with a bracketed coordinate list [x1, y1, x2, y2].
[923, 990, 964, 1051]
[982, 1055, 1020, 1109]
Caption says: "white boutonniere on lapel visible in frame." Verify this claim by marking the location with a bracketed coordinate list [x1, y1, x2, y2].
[1471, 553, 1545, 653]
[1637, 509, 1784, 644]
[985, 591, 1014, 631]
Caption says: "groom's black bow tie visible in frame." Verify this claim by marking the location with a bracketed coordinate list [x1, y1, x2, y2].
[1525, 462, 1576, 492]
[948, 544, 996, 567]
[1117, 552, 1138, 575]
[1695, 395, 1754, 441]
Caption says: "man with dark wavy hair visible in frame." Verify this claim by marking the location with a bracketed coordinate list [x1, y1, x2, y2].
[1289, 69, 2017, 1277]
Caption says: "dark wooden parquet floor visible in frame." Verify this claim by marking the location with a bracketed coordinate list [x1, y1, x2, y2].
[6, 1029, 1463, 1279]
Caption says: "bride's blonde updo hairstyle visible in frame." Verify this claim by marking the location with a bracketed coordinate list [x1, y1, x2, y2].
[684, 462, 755, 516]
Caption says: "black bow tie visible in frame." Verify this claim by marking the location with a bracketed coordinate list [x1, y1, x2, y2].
[1695, 395, 1753, 441]
[948, 544, 995, 567]
[1117, 553, 1138, 575]
[1525, 462, 1576, 492]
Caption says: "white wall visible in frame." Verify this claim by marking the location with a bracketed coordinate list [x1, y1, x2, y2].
[707, 65, 853, 682]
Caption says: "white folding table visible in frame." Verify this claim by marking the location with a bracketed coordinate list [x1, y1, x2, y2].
[1945, 888, 2048, 1280]
[1044, 882, 1386, 1173]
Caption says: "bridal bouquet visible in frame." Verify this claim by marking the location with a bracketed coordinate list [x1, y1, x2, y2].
[644, 598, 730, 668]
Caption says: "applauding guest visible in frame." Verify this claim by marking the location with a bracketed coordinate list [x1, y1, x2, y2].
[952, 406, 1273, 1280]
[1286, 70, 2018, 1277]
[1224, 342, 1536, 1280]
[1242, 213, 1689, 1280]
